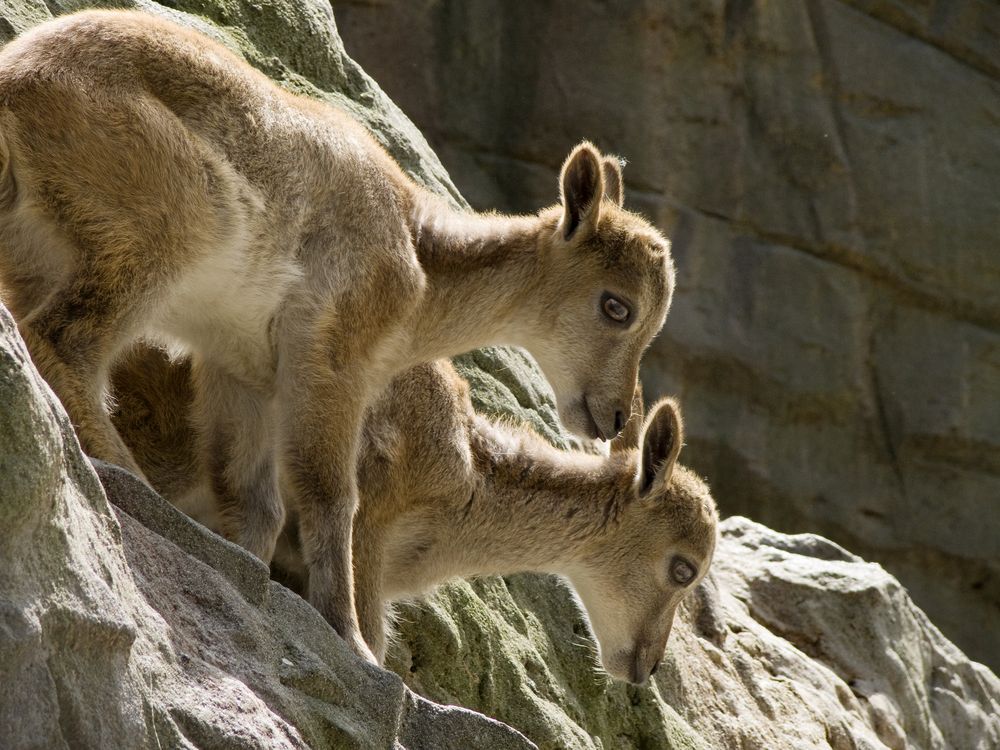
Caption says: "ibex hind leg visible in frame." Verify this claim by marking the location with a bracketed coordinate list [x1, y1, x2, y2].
[18, 271, 157, 479]
[192, 358, 283, 562]
[0, 84, 239, 482]
[352, 506, 390, 663]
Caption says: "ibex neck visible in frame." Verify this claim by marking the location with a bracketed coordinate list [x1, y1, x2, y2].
[405, 193, 553, 361]
[449, 416, 634, 576]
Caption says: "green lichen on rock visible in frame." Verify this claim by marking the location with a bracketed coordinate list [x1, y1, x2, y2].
[388, 576, 711, 750]
[453, 347, 569, 449]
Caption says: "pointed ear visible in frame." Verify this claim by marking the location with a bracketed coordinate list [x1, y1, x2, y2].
[559, 142, 604, 240]
[601, 156, 624, 207]
[637, 398, 684, 497]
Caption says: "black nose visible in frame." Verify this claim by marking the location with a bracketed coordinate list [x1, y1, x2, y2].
[613, 410, 625, 433]
[650, 658, 661, 677]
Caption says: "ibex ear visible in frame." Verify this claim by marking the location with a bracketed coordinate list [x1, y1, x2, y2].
[601, 156, 625, 207]
[559, 142, 604, 240]
[637, 398, 683, 497]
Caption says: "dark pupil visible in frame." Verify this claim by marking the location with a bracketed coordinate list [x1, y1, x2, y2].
[674, 562, 692, 583]
[604, 297, 627, 321]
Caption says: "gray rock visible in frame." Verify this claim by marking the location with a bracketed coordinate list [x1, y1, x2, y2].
[332, 0, 1000, 670]
[657, 516, 1000, 750]
[0, 304, 534, 750]
[94, 459, 272, 606]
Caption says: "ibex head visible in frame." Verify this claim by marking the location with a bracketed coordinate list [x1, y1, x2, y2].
[566, 398, 718, 684]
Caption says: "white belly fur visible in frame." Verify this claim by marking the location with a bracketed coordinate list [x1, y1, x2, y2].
[151, 229, 303, 384]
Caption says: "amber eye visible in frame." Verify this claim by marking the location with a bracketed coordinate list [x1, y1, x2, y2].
[670, 557, 696, 586]
[602, 294, 630, 323]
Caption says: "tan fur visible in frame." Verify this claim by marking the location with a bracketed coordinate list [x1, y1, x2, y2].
[111, 350, 718, 684]
[0, 11, 674, 660]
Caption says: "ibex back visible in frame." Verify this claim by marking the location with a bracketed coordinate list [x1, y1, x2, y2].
[0, 10, 675, 660]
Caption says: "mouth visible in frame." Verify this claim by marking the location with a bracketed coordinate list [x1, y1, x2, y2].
[583, 396, 607, 441]
[606, 645, 663, 685]
[605, 649, 647, 685]
[629, 656, 662, 686]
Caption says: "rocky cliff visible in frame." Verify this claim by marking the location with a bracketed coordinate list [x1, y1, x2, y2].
[4, 298, 999, 748]
[1, 2, 999, 749]
[332, 0, 1000, 672]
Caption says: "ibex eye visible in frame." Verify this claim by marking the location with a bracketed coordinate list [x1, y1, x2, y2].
[601, 293, 630, 323]
[670, 557, 696, 586]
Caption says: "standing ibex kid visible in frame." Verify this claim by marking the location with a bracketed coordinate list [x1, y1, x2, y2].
[0, 11, 675, 660]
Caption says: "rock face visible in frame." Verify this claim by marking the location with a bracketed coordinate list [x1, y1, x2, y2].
[5, 299, 998, 748]
[332, 0, 1000, 671]
[0, 308, 534, 749]
[671, 518, 1000, 750]
[5, 299, 999, 750]
[1, 2, 999, 749]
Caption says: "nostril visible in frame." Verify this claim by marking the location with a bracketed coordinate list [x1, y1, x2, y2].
[614, 410, 625, 433]
[650, 658, 661, 677]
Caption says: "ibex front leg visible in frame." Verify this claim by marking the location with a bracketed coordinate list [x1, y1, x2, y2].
[353, 505, 391, 663]
[280, 355, 377, 663]
[277, 224, 424, 662]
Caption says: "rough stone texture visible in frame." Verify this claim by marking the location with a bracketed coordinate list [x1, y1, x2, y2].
[0, 305, 535, 749]
[332, 0, 1000, 670]
[668, 517, 1000, 750]
[7, 289, 998, 747]
[386, 578, 712, 750]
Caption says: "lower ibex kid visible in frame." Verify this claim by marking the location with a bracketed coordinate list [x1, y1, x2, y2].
[0, 11, 675, 659]
[112, 350, 718, 684]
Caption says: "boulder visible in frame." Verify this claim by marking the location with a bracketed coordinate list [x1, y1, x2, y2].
[668, 518, 1000, 750]
[5, 295, 998, 747]
[332, 0, 1000, 671]
[0, 303, 533, 749]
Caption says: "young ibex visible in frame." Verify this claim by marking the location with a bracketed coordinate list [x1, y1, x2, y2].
[111, 350, 718, 684]
[0, 11, 675, 660]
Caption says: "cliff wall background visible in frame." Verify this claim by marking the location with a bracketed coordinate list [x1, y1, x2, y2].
[332, 0, 1000, 671]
